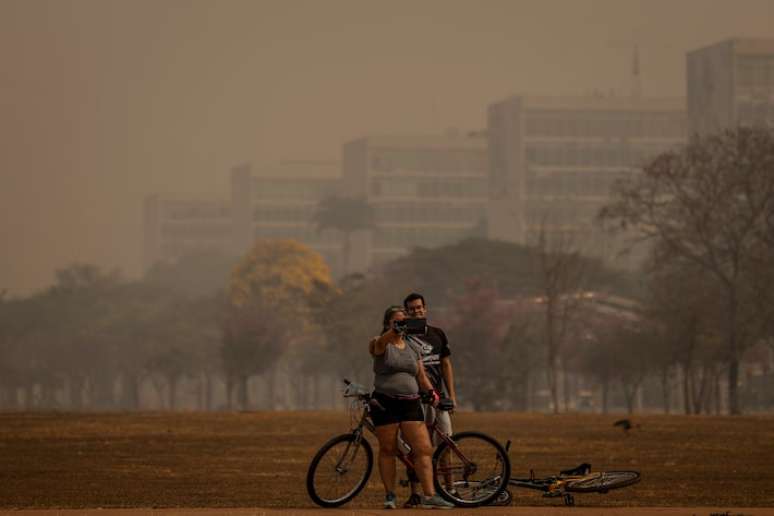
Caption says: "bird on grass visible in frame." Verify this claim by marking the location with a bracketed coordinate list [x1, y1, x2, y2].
[613, 418, 640, 434]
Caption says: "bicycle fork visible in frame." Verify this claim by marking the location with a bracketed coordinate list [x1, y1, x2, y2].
[336, 429, 365, 474]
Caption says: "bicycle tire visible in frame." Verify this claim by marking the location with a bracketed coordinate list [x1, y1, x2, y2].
[565, 470, 640, 493]
[432, 431, 511, 507]
[488, 487, 513, 506]
[306, 433, 373, 507]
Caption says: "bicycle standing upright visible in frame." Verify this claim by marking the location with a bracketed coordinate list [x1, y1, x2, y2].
[306, 380, 511, 507]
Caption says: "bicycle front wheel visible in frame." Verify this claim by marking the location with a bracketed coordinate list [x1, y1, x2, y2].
[306, 433, 373, 507]
[432, 431, 511, 507]
[565, 470, 640, 493]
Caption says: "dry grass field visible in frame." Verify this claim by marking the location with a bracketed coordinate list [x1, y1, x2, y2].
[1, 410, 773, 509]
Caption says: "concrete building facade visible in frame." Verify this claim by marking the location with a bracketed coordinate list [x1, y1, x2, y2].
[230, 161, 344, 276]
[142, 195, 232, 271]
[687, 38, 774, 136]
[486, 94, 686, 268]
[341, 133, 489, 271]
[143, 161, 343, 275]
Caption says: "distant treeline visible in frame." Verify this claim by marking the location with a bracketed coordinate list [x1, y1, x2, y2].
[2, 127, 774, 414]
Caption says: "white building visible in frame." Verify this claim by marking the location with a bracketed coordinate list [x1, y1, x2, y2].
[230, 161, 344, 276]
[687, 37, 774, 136]
[143, 195, 232, 271]
[486, 94, 686, 268]
[341, 132, 489, 271]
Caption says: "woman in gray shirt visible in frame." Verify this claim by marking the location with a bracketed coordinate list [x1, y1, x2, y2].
[369, 306, 453, 509]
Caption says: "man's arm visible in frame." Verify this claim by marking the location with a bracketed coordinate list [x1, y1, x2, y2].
[441, 356, 457, 406]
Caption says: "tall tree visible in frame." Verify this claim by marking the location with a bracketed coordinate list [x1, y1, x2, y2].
[600, 126, 774, 414]
[313, 195, 374, 275]
[224, 239, 335, 409]
[533, 225, 591, 414]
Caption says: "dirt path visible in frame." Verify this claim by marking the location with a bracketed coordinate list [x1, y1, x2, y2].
[3, 413, 774, 512]
[2, 508, 773, 516]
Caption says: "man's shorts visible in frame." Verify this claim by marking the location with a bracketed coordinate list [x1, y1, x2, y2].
[371, 392, 425, 427]
[423, 404, 453, 445]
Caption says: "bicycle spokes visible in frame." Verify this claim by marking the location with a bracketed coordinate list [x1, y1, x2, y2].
[434, 432, 510, 506]
[314, 438, 370, 504]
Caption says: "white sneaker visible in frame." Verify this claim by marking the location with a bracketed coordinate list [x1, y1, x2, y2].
[421, 494, 455, 509]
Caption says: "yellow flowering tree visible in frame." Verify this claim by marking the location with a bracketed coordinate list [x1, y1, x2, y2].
[222, 239, 335, 408]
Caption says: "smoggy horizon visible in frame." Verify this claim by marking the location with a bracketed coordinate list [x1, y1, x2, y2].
[2, 0, 773, 294]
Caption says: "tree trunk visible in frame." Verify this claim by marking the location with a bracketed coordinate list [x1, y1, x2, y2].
[122, 373, 141, 410]
[714, 368, 722, 415]
[661, 366, 671, 414]
[728, 358, 740, 415]
[623, 383, 636, 414]
[68, 375, 85, 410]
[204, 372, 213, 411]
[562, 365, 571, 412]
[23, 384, 34, 410]
[237, 375, 248, 410]
[684, 364, 696, 414]
[543, 297, 560, 414]
[168, 375, 178, 411]
[225, 374, 234, 410]
[267, 369, 276, 409]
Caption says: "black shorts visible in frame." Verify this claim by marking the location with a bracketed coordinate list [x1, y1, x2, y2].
[370, 392, 425, 427]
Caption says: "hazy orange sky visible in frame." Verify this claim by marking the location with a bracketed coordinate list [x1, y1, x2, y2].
[1, 0, 773, 294]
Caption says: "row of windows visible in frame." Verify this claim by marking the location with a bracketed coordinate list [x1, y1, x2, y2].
[253, 225, 339, 245]
[736, 56, 774, 93]
[161, 223, 231, 239]
[253, 204, 314, 223]
[160, 242, 226, 259]
[373, 226, 475, 249]
[161, 203, 230, 220]
[370, 149, 487, 174]
[525, 112, 686, 139]
[373, 202, 486, 224]
[526, 170, 628, 198]
[525, 199, 604, 226]
[525, 142, 673, 169]
[737, 100, 774, 125]
[252, 181, 338, 201]
[371, 178, 488, 199]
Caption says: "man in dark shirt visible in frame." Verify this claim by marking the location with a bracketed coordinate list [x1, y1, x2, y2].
[401, 292, 457, 507]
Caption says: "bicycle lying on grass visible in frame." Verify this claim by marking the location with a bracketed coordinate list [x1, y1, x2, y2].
[491, 457, 641, 507]
[306, 380, 511, 508]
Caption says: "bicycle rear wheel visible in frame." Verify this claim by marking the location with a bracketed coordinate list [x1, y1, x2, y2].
[565, 470, 640, 493]
[432, 431, 511, 507]
[306, 433, 373, 507]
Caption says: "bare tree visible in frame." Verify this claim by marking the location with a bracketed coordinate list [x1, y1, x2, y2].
[601, 127, 774, 414]
[532, 224, 589, 414]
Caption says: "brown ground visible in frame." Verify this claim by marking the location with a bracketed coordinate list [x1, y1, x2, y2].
[0, 411, 773, 510]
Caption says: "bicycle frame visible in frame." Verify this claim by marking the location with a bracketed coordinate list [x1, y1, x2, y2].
[308, 380, 510, 508]
[508, 466, 640, 507]
[345, 387, 474, 479]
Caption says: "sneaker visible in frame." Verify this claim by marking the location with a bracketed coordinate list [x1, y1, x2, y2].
[403, 493, 422, 508]
[421, 494, 455, 509]
[384, 492, 397, 509]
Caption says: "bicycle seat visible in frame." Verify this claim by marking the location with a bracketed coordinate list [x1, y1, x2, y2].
[343, 382, 370, 398]
[560, 463, 591, 476]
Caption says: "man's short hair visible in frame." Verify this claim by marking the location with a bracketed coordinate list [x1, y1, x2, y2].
[403, 292, 426, 309]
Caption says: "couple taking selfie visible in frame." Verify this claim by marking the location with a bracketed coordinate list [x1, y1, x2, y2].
[368, 292, 457, 509]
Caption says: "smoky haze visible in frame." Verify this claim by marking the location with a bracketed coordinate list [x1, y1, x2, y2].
[1, 0, 773, 292]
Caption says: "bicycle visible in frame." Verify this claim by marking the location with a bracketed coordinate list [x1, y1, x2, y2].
[306, 379, 511, 508]
[491, 458, 641, 507]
